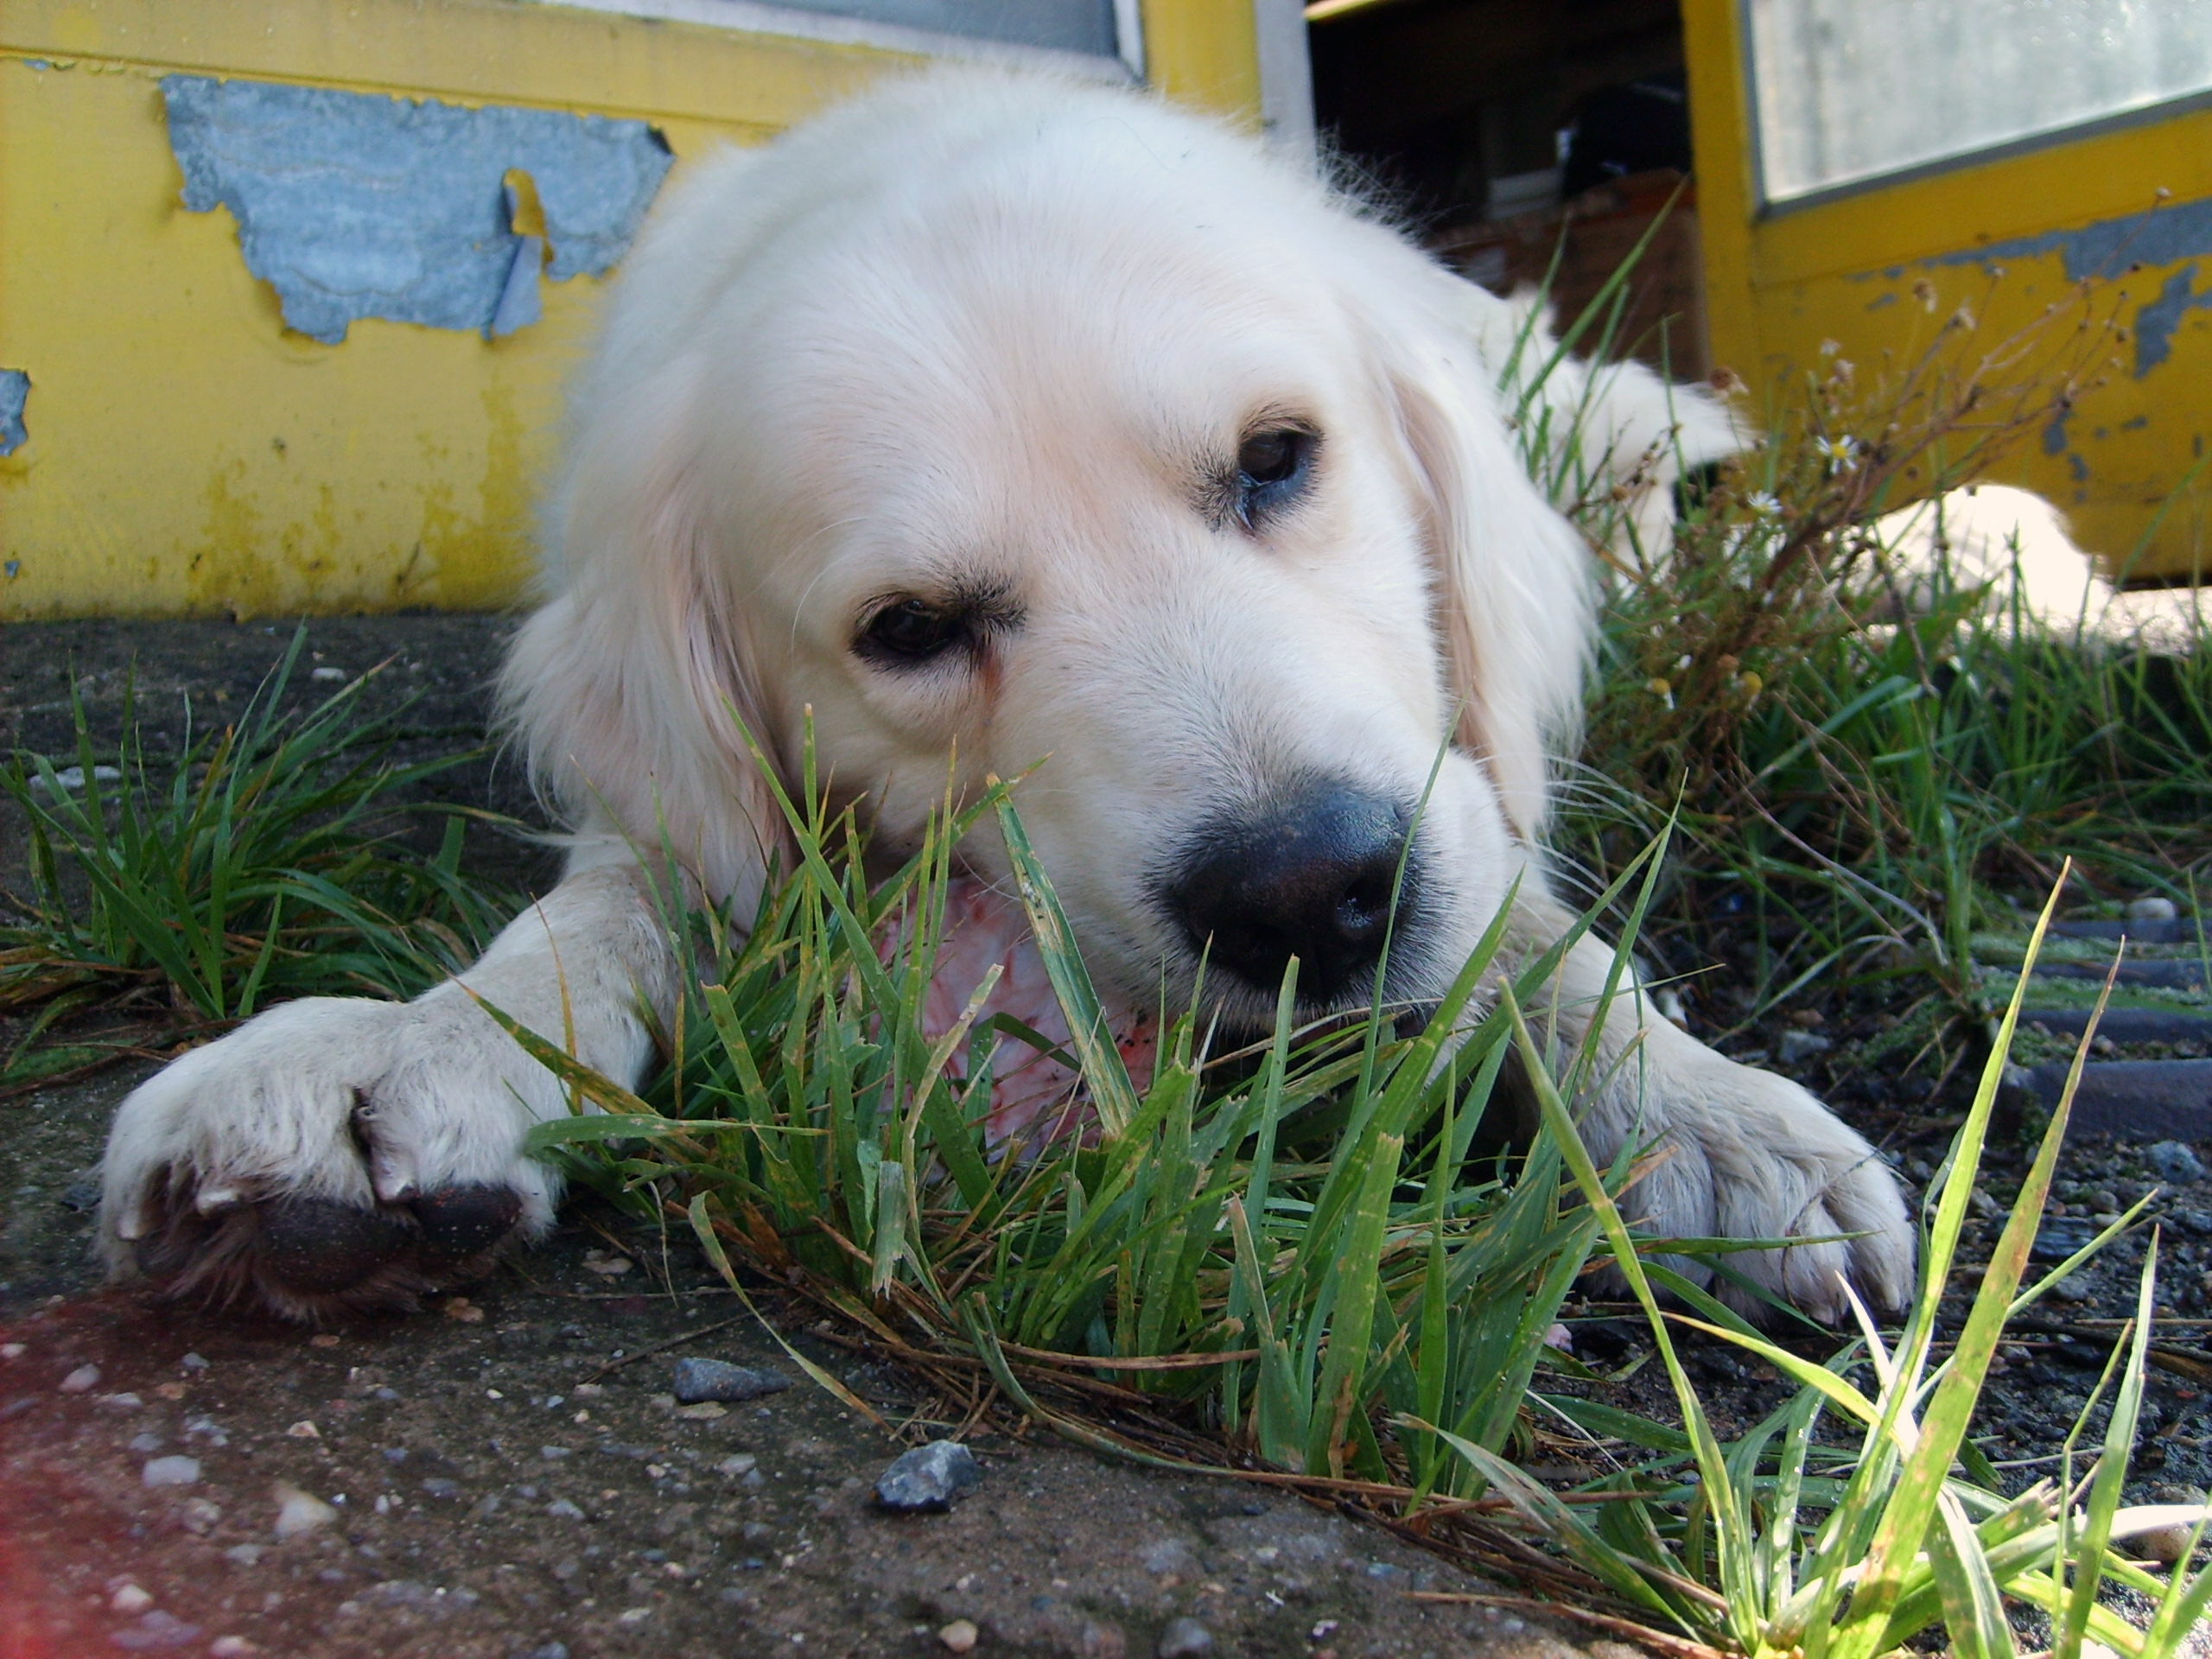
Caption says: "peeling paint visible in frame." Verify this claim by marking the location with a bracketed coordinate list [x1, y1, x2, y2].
[162, 76, 672, 345]
[2133, 261, 2212, 378]
[0, 369, 29, 455]
[1935, 194, 2212, 283]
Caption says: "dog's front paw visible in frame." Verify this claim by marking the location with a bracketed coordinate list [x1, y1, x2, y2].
[1611, 1037, 1916, 1324]
[99, 994, 562, 1320]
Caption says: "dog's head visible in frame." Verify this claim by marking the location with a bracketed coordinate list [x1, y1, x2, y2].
[505, 71, 1708, 1027]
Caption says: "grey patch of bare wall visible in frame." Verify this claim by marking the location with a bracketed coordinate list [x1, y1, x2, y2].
[0, 370, 29, 456]
[161, 76, 674, 345]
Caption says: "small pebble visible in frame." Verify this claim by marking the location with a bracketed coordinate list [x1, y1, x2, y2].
[420, 1478, 462, 1500]
[1, 1343, 25, 1361]
[222, 1547, 264, 1568]
[1777, 1029, 1833, 1065]
[179, 1354, 208, 1372]
[715, 1454, 760, 1478]
[59, 1363, 100, 1393]
[671, 1358, 790, 1404]
[208, 1639, 257, 1657]
[109, 1585, 154, 1615]
[517, 1645, 569, 1659]
[107, 1608, 200, 1650]
[273, 1484, 338, 1541]
[2149, 1141, 2206, 1185]
[546, 1498, 585, 1520]
[1157, 1617, 1214, 1658]
[284, 1421, 319, 1440]
[29, 765, 121, 794]
[2130, 896, 2180, 924]
[938, 1620, 979, 1654]
[142, 1457, 200, 1489]
[876, 1441, 981, 1512]
[2130, 1519, 2198, 1565]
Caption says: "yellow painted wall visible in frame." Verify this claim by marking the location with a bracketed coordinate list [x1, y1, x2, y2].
[1682, 0, 2212, 581]
[0, 0, 1262, 620]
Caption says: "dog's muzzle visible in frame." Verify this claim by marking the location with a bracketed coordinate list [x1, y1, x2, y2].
[1160, 779, 1421, 1006]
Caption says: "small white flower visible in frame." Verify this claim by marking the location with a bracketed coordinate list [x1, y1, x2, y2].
[1746, 490, 1783, 518]
[1815, 434, 1862, 474]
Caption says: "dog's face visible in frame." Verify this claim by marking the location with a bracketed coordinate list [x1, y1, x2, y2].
[698, 178, 1527, 1024]
[518, 78, 1605, 1030]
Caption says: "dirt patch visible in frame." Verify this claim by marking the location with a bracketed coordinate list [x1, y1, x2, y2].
[2, 1224, 1599, 1659]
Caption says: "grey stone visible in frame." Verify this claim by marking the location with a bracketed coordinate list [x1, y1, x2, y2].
[1777, 1029, 1833, 1065]
[2024, 1007, 2212, 1046]
[2031, 959, 2204, 991]
[141, 1456, 201, 1488]
[2050, 913, 2197, 944]
[874, 1440, 981, 1512]
[2131, 896, 2182, 923]
[1156, 1617, 1215, 1658]
[2149, 1140, 2207, 1184]
[671, 1358, 791, 1405]
[108, 1610, 201, 1651]
[2022, 1059, 2212, 1140]
[2032, 1216, 2098, 1262]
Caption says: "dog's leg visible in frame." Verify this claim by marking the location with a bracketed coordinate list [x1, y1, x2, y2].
[99, 861, 677, 1319]
[1504, 905, 1916, 1323]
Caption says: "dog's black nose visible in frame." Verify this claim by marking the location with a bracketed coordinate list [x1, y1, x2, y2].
[1164, 783, 1417, 1002]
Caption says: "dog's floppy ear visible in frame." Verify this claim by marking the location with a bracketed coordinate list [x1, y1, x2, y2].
[1375, 272, 1600, 842]
[500, 376, 791, 913]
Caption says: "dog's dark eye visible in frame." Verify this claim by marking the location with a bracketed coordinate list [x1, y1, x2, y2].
[860, 598, 967, 665]
[1234, 426, 1315, 526]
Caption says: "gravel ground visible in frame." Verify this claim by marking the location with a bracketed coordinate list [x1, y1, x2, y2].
[3, 613, 2207, 1656]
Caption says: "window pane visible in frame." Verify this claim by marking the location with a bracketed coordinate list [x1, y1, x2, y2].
[707, 0, 1119, 58]
[1750, 0, 2212, 203]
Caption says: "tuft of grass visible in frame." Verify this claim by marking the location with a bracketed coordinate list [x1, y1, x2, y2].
[1539, 262, 2212, 1045]
[512, 748, 1659, 1497]
[1, 626, 521, 1033]
[1463, 874, 2206, 1657]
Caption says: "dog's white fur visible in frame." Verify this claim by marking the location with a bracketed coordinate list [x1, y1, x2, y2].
[100, 70, 1914, 1322]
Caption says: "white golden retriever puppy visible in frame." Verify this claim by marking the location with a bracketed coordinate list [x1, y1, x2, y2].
[99, 70, 1912, 1324]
